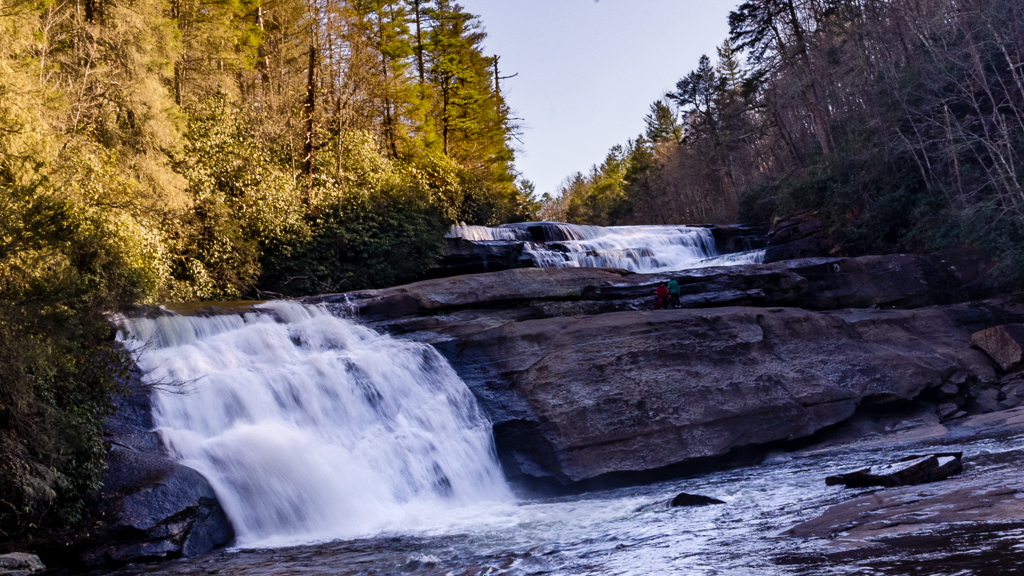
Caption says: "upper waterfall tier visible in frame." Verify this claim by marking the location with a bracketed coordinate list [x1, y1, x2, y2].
[115, 302, 512, 548]
[445, 222, 765, 274]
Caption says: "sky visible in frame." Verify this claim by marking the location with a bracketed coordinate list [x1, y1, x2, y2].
[458, 0, 738, 196]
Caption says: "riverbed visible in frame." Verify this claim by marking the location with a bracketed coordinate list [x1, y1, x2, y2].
[92, 425, 1024, 576]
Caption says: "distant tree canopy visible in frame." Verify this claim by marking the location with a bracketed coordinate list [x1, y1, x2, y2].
[0, 0, 534, 540]
[542, 0, 1024, 284]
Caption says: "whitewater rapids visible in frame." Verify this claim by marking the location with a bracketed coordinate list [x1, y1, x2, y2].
[116, 302, 513, 548]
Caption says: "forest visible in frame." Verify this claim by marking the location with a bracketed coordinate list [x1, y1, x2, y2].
[0, 0, 531, 541]
[543, 0, 1024, 284]
[2, 0, 1024, 548]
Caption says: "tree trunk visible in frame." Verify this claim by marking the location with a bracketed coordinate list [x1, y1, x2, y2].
[304, 44, 317, 206]
[413, 0, 425, 86]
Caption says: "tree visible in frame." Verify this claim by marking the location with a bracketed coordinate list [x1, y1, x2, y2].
[729, 0, 832, 154]
[644, 98, 683, 143]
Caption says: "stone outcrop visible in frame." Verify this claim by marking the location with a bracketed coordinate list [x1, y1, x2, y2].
[763, 210, 833, 264]
[670, 493, 725, 507]
[786, 438, 1024, 548]
[301, 251, 1017, 489]
[434, 303, 1011, 486]
[710, 224, 769, 254]
[971, 324, 1024, 371]
[427, 238, 527, 278]
[79, 378, 233, 566]
[312, 252, 996, 328]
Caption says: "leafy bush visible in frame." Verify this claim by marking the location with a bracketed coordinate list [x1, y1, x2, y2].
[0, 184, 136, 538]
[261, 184, 447, 296]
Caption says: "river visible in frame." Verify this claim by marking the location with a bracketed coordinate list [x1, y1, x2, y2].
[91, 427, 1024, 575]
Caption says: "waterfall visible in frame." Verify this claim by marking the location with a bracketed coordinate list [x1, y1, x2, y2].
[116, 302, 512, 548]
[447, 222, 765, 273]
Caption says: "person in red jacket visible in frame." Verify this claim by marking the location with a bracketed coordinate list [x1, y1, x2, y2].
[655, 282, 669, 309]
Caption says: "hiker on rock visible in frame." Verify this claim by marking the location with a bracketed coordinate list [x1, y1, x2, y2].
[655, 282, 669, 309]
[667, 278, 680, 309]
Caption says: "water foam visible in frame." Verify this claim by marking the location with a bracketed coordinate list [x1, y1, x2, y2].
[117, 302, 512, 548]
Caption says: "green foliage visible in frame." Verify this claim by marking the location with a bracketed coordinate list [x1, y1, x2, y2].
[261, 184, 447, 295]
[0, 182, 138, 537]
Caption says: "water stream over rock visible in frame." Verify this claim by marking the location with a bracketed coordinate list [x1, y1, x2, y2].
[116, 303, 512, 548]
[446, 222, 765, 272]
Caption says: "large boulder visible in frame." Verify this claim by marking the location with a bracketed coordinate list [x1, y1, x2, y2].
[79, 379, 234, 566]
[971, 324, 1024, 371]
[81, 448, 234, 566]
[436, 302, 1012, 486]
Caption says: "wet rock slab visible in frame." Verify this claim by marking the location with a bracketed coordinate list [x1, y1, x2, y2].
[825, 453, 962, 488]
[670, 493, 725, 507]
[786, 441, 1024, 551]
[79, 378, 234, 566]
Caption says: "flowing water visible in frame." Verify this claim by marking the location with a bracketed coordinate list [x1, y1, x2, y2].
[446, 223, 765, 273]
[117, 303, 512, 548]
[95, 429, 1024, 575]
[108, 304, 1024, 575]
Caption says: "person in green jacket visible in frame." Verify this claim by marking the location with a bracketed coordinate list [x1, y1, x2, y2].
[667, 278, 681, 309]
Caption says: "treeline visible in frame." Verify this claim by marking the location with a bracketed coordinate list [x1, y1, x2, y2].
[543, 0, 1024, 280]
[0, 0, 531, 540]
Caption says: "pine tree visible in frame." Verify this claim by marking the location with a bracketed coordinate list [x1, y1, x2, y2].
[644, 98, 683, 143]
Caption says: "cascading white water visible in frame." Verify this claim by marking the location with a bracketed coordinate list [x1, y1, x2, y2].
[116, 302, 512, 548]
[447, 222, 765, 273]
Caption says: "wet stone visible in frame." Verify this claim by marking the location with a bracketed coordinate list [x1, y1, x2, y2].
[826, 453, 963, 488]
[0, 553, 45, 575]
[670, 493, 726, 507]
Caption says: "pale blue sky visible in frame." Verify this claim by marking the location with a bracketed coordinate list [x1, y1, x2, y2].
[458, 0, 738, 196]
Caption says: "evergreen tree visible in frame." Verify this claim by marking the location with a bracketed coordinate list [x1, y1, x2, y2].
[644, 99, 683, 143]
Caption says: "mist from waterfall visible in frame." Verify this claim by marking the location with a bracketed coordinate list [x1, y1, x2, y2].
[116, 302, 512, 548]
[447, 222, 765, 272]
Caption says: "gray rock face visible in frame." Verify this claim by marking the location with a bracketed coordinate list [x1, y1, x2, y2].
[972, 324, 1024, 371]
[312, 252, 995, 325]
[439, 304, 1009, 485]
[80, 380, 234, 566]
